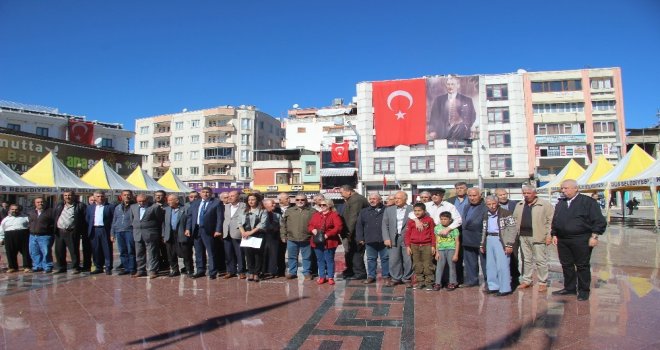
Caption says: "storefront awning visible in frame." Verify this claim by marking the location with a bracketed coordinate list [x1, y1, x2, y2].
[320, 168, 357, 177]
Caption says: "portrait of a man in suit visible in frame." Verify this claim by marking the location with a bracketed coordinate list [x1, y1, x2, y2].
[427, 75, 477, 141]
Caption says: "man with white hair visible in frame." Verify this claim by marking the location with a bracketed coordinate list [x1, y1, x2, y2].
[382, 191, 414, 287]
[513, 185, 554, 292]
[461, 187, 488, 287]
[356, 193, 388, 284]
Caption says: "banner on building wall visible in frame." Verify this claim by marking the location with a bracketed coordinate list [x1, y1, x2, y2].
[373, 79, 427, 147]
[68, 120, 95, 145]
[331, 141, 350, 163]
[426, 75, 479, 141]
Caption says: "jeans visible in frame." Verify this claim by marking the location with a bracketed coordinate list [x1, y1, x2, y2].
[365, 242, 389, 279]
[29, 234, 54, 271]
[286, 240, 312, 276]
[434, 249, 457, 285]
[486, 236, 511, 293]
[115, 231, 136, 273]
[314, 246, 336, 279]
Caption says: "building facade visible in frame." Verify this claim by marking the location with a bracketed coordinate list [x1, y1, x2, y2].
[251, 150, 321, 197]
[134, 105, 284, 191]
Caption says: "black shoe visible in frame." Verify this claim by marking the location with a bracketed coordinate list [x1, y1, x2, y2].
[192, 272, 206, 279]
[90, 269, 103, 275]
[484, 289, 499, 294]
[463, 283, 480, 288]
[72, 269, 82, 275]
[577, 291, 590, 301]
[44, 270, 53, 274]
[552, 289, 577, 295]
[169, 271, 181, 277]
[496, 291, 513, 297]
[345, 275, 367, 280]
[208, 274, 217, 280]
[55, 269, 67, 274]
[186, 273, 195, 279]
[117, 271, 130, 276]
[105, 270, 112, 275]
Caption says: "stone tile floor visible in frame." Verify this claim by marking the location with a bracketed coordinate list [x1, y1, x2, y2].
[0, 214, 658, 349]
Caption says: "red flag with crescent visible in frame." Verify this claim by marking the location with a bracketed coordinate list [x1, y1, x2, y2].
[331, 141, 349, 163]
[373, 79, 427, 147]
[68, 120, 94, 145]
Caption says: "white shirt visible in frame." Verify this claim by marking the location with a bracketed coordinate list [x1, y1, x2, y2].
[427, 201, 462, 229]
[396, 207, 407, 235]
[230, 203, 240, 218]
[0, 215, 30, 240]
[94, 204, 105, 226]
[197, 200, 210, 225]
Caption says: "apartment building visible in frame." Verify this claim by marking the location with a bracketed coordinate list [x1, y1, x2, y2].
[134, 105, 284, 191]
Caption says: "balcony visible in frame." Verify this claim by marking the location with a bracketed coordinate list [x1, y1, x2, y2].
[203, 141, 234, 148]
[535, 134, 586, 145]
[204, 124, 235, 133]
[153, 130, 171, 137]
[152, 145, 171, 153]
[154, 160, 171, 168]
[202, 174, 234, 181]
[203, 156, 235, 165]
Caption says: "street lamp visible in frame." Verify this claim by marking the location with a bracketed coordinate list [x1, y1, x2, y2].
[472, 138, 486, 190]
[346, 121, 362, 191]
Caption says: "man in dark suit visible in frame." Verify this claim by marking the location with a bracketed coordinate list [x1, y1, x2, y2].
[339, 185, 369, 280]
[461, 187, 488, 287]
[53, 191, 87, 274]
[28, 197, 56, 273]
[131, 194, 165, 278]
[428, 76, 476, 140]
[85, 191, 114, 275]
[186, 186, 224, 279]
[163, 194, 193, 277]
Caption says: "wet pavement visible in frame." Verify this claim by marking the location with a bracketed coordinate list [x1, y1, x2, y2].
[0, 211, 658, 349]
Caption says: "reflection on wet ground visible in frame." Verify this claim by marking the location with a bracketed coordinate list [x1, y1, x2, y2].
[0, 214, 658, 349]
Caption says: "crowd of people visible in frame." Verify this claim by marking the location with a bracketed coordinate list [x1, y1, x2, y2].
[0, 179, 607, 300]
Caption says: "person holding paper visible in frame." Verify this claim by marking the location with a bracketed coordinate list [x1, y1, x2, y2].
[238, 193, 268, 282]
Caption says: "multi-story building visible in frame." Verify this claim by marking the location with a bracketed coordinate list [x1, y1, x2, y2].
[355, 72, 529, 197]
[134, 105, 284, 192]
[251, 149, 321, 197]
[523, 68, 626, 184]
[626, 125, 659, 159]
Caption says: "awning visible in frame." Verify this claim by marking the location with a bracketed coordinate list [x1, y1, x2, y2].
[320, 168, 357, 177]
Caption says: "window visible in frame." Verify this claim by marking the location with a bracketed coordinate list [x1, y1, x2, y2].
[190, 167, 199, 176]
[190, 135, 200, 144]
[374, 157, 395, 174]
[241, 134, 250, 145]
[592, 100, 616, 111]
[174, 152, 183, 161]
[547, 146, 561, 157]
[447, 156, 473, 173]
[7, 123, 20, 131]
[488, 131, 511, 147]
[304, 162, 316, 175]
[240, 166, 251, 178]
[156, 140, 170, 148]
[156, 155, 169, 163]
[260, 121, 265, 130]
[139, 141, 149, 149]
[276, 173, 290, 184]
[205, 148, 233, 159]
[140, 126, 149, 134]
[208, 166, 230, 175]
[447, 139, 470, 149]
[372, 136, 395, 151]
[292, 173, 300, 184]
[531, 79, 582, 93]
[593, 122, 616, 133]
[191, 120, 200, 128]
[174, 122, 184, 130]
[591, 78, 613, 90]
[156, 125, 170, 133]
[533, 102, 584, 114]
[240, 150, 250, 162]
[297, 127, 306, 133]
[410, 140, 435, 150]
[535, 123, 584, 135]
[490, 155, 512, 171]
[174, 168, 182, 176]
[486, 84, 508, 101]
[410, 156, 435, 173]
[241, 118, 251, 130]
[174, 137, 183, 145]
[101, 138, 113, 149]
[487, 107, 509, 123]
[190, 151, 199, 160]
[36, 127, 49, 137]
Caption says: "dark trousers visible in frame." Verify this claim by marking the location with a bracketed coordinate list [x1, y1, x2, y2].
[193, 232, 217, 276]
[178, 241, 194, 274]
[55, 229, 80, 271]
[158, 241, 168, 270]
[165, 238, 180, 272]
[3, 229, 31, 270]
[557, 235, 593, 292]
[509, 247, 521, 290]
[244, 244, 264, 275]
[81, 231, 92, 270]
[223, 237, 244, 274]
[90, 227, 112, 271]
[463, 246, 486, 286]
[135, 239, 159, 273]
[262, 232, 280, 275]
[342, 237, 366, 277]
[213, 236, 226, 274]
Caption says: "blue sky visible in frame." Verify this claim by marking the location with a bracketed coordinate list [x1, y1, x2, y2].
[0, 0, 658, 130]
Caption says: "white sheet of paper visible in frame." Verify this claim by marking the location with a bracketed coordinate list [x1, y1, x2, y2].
[240, 236, 263, 249]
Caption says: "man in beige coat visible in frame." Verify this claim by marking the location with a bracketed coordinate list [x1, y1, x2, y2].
[512, 185, 554, 292]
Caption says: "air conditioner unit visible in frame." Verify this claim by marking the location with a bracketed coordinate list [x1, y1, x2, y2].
[490, 170, 499, 177]
[463, 147, 472, 154]
[505, 171, 514, 177]
[400, 183, 411, 190]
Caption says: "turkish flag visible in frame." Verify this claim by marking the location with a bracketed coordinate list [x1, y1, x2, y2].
[331, 141, 349, 163]
[373, 79, 427, 147]
[383, 174, 387, 187]
[68, 120, 94, 145]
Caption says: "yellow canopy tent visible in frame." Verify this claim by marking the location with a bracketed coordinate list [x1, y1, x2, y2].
[157, 169, 191, 193]
[0, 160, 55, 194]
[21, 152, 95, 192]
[538, 159, 585, 195]
[610, 159, 660, 229]
[125, 166, 170, 192]
[582, 145, 655, 191]
[81, 160, 142, 194]
[575, 155, 615, 186]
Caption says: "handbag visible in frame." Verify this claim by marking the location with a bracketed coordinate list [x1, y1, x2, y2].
[313, 218, 326, 246]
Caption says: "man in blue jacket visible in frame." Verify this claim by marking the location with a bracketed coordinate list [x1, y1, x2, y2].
[461, 187, 488, 287]
[356, 193, 388, 284]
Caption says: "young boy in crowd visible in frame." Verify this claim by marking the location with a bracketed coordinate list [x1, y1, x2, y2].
[405, 203, 436, 290]
[433, 211, 460, 291]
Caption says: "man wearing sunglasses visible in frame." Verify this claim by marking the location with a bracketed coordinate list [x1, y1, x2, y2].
[281, 194, 315, 280]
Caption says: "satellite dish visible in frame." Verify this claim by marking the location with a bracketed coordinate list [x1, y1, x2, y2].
[292, 104, 299, 109]
[94, 138, 103, 146]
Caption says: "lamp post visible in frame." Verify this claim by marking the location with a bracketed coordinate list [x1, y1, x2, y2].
[346, 121, 362, 193]
[472, 138, 486, 190]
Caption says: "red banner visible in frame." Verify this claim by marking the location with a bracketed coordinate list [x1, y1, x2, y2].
[373, 79, 427, 147]
[68, 120, 94, 145]
[331, 141, 349, 163]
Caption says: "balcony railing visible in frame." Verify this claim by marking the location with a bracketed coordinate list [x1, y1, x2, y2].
[202, 156, 234, 165]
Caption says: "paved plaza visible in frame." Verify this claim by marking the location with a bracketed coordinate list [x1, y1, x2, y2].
[0, 210, 658, 349]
